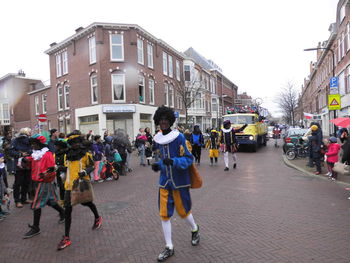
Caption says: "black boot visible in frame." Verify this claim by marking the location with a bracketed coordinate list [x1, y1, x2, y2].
[157, 247, 174, 262]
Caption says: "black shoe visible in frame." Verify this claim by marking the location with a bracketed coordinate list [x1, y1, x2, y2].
[23, 224, 40, 239]
[233, 163, 237, 169]
[157, 247, 174, 262]
[191, 225, 200, 246]
[224, 167, 229, 171]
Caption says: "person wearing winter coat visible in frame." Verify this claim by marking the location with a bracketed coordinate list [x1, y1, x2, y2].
[308, 130, 322, 175]
[9, 127, 32, 208]
[325, 137, 341, 180]
[104, 136, 116, 180]
[190, 125, 204, 165]
[92, 135, 104, 182]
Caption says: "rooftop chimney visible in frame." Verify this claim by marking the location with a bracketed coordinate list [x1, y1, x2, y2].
[75, 26, 84, 33]
[18, 69, 25, 77]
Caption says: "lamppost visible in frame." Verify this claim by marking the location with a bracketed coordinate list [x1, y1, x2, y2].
[304, 47, 337, 136]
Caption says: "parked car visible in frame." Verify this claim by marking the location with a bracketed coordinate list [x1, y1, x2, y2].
[267, 126, 274, 138]
[282, 128, 308, 153]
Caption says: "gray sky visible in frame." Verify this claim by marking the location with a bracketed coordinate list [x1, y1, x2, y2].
[0, 0, 337, 116]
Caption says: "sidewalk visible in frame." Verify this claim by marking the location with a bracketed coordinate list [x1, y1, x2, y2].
[283, 155, 350, 186]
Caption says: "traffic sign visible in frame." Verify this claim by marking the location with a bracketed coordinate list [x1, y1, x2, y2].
[38, 114, 47, 122]
[330, 77, 338, 87]
[174, 111, 179, 118]
[328, 94, 341, 110]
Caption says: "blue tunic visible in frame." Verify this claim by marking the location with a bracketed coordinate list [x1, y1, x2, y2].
[154, 130, 193, 189]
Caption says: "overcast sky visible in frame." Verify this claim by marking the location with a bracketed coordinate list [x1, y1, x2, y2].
[0, 0, 337, 116]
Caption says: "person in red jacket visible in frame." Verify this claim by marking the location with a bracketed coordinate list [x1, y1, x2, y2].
[325, 137, 341, 181]
[23, 134, 65, 239]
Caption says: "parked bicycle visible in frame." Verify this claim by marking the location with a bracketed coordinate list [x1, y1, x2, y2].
[285, 142, 308, 160]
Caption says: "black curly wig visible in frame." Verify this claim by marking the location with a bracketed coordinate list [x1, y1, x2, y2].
[153, 106, 176, 126]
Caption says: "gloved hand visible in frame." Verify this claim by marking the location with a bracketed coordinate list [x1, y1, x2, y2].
[78, 171, 86, 178]
[163, 158, 173, 166]
[152, 163, 160, 172]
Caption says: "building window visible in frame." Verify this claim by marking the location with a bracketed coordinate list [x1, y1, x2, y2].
[139, 76, 145, 103]
[340, 4, 346, 23]
[176, 60, 180, 81]
[339, 71, 346, 96]
[168, 55, 173, 78]
[57, 86, 63, 111]
[169, 84, 174, 107]
[137, 39, 144, 65]
[62, 51, 68, 75]
[184, 65, 191, 81]
[149, 79, 155, 105]
[56, 54, 62, 77]
[35, 95, 39, 115]
[342, 32, 345, 58]
[347, 23, 350, 52]
[110, 33, 124, 61]
[42, 94, 47, 113]
[164, 83, 169, 106]
[212, 98, 218, 111]
[90, 74, 98, 104]
[89, 36, 96, 64]
[163, 52, 168, 75]
[177, 96, 182, 109]
[338, 39, 341, 63]
[64, 85, 70, 109]
[147, 43, 153, 68]
[112, 74, 125, 102]
[3, 103, 9, 120]
[59, 120, 64, 132]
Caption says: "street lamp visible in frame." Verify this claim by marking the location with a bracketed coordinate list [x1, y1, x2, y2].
[303, 47, 337, 136]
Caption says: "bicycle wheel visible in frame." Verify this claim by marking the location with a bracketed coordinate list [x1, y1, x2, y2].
[286, 149, 296, 160]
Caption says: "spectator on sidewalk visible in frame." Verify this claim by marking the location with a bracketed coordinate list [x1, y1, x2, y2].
[9, 128, 32, 208]
[2, 134, 14, 175]
[325, 137, 341, 181]
[104, 136, 115, 181]
[338, 127, 349, 144]
[136, 128, 147, 166]
[113, 130, 131, 176]
[47, 129, 59, 153]
[145, 127, 153, 165]
[92, 135, 104, 182]
[190, 125, 204, 165]
[308, 125, 322, 175]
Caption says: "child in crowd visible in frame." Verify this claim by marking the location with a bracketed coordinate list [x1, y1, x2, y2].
[205, 130, 220, 166]
[325, 137, 341, 181]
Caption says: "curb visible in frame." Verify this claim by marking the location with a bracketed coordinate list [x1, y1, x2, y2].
[282, 155, 350, 187]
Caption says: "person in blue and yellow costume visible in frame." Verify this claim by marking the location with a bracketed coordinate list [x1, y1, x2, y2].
[152, 106, 200, 262]
[205, 129, 220, 166]
[57, 130, 102, 251]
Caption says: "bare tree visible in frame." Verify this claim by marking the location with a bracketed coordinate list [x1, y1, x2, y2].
[174, 69, 204, 128]
[275, 82, 299, 126]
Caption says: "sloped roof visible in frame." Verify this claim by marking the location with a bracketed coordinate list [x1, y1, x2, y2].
[183, 47, 213, 70]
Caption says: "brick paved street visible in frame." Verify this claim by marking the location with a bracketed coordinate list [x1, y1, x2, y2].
[1, 140, 350, 263]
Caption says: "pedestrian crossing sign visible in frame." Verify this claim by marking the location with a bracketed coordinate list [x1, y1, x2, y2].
[328, 94, 341, 110]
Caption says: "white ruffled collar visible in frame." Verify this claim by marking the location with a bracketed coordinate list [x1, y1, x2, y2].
[222, 128, 232, 133]
[0, 163, 4, 169]
[32, 147, 49, 161]
[154, 130, 180, 145]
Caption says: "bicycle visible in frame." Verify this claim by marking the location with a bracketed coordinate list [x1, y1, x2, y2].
[285, 142, 308, 160]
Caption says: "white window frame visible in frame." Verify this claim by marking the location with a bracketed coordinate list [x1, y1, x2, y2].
[89, 36, 97, 64]
[176, 60, 180, 81]
[62, 51, 68, 75]
[168, 55, 173, 78]
[56, 54, 62, 77]
[347, 23, 350, 52]
[169, 84, 174, 107]
[149, 79, 155, 105]
[110, 33, 124, 61]
[90, 74, 98, 104]
[164, 83, 169, 106]
[340, 4, 346, 23]
[57, 86, 63, 111]
[42, 94, 47, 114]
[2, 103, 9, 120]
[138, 75, 145, 104]
[64, 85, 70, 109]
[342, 32, 346, 58]
[147, 43, 153, 69]
[137, 39, 144, 65]
[34, 95, 39, 115]
[163, 52, 168, 75]
[111, 74, 126, 102]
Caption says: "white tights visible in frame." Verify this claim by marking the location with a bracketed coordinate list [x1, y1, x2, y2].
[224, 152, 237, 167]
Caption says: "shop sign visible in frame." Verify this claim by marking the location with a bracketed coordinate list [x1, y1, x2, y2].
[103, 105, 136, 113]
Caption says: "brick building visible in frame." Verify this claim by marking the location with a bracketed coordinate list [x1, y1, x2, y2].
[28, 22, 239, 138]
[301, 0, 350, 135]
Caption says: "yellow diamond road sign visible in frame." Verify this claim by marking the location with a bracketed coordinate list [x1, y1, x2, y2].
[328, 94, 341, 110]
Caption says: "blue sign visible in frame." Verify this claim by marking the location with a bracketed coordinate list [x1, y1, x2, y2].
[174, 111, 179, 118]
[330, 77, 338, 88]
